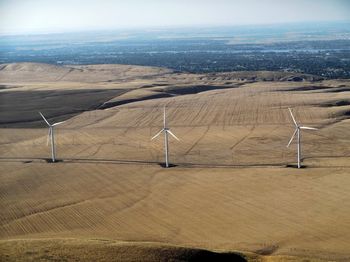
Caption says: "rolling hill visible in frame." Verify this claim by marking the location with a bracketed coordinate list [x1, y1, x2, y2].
[1, 63, 350, 261]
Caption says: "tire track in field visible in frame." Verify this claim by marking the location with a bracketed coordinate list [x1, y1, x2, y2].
[184, 126, 210, 155]
[71, 145, 95, 158]
[55, 68, 74, 81]
[0, 168, 161, 234]
[0, 170, 157, 233]
[89, 144, 105, 157]
[230, 125, 255, 150]
[89, 138, 115, 157]
[117, 171, 160, 214]
[0, 199, 89, 228]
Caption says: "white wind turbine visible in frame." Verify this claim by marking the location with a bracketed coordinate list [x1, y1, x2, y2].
[39, 112, 65, 162]
[287, 108, 317, 168]
[151, 107, 179, 168]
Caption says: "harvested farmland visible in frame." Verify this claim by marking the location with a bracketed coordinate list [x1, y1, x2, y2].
[1, 63, 350, 261]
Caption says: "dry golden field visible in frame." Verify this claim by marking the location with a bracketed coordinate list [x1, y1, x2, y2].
[0, 63, 350, 261]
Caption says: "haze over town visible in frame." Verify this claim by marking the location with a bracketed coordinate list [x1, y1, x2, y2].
[1, 0, 350, 34]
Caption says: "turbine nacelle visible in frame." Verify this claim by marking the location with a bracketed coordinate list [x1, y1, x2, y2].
[39, 112, 65, 128]
[151, 107, 179, 142]
[151, 128, 179, 141]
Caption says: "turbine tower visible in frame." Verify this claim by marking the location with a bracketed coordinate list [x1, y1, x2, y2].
[287, 108, 317, 168]
[151, 107, 179, 168]
[39, 112, 65, 162]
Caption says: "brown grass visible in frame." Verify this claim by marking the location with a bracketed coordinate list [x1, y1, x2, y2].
[0, 63, 350, 261]
[0, 239, 249, 262]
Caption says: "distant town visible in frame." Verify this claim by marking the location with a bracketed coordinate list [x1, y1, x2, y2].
[1, 22, 350, 79]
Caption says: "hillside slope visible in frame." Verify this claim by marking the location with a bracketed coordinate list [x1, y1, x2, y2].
[1, 63, 350, 261]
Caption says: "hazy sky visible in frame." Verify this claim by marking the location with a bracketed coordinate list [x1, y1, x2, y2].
[1, 0, 350, 34]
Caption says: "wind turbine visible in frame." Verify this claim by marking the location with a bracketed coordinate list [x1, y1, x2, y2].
[39, 112, 65, 162]
[287, 108, 317, 168]
[151, 107, 179, 168]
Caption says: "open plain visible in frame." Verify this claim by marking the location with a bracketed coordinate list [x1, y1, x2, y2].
[1, 63, 350, 261]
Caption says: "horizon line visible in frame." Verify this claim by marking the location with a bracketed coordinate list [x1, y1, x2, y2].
[1, 19, 350, 37]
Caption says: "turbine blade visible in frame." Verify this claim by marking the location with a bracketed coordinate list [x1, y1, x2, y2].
[287, 129, 297, 147]
[163, 106, 166, 128]
[300, 126, 318, 130]
[167, 130, 179, 141]
[39, 112, 51, 126]
[52, 121, 66, 126]
[47, 128, 51, 146]
[288, 108, 298, 127]
[151, 129, 164, 140]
